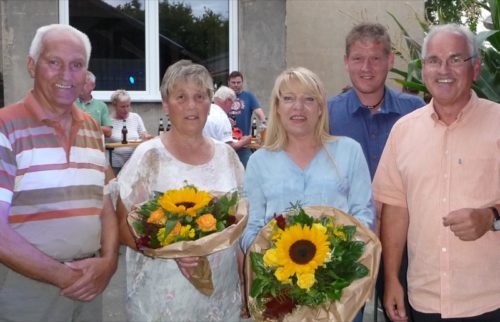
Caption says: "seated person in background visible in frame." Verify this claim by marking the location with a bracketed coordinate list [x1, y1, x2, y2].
[107, 89, 152, 174]
[75, 71, 113, 137]
[203, 85, 252, 150]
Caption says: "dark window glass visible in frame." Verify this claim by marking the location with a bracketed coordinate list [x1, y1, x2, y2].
[69, 0, 146, 91]
[158, 0, 229, 87]
[69, 0, 229, 94]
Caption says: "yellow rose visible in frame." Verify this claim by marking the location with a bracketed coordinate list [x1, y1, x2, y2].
[196, 214, 217, 232]
[297, 272, 315, 290]
[274, 267, 292, 284]
[263, 249, 280, 267]
[147, 208, 166, 225]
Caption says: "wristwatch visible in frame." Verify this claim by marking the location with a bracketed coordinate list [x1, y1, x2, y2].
[491, 207, 500, 231]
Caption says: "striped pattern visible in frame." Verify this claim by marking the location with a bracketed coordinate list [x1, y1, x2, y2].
[0, 92, 108, 260]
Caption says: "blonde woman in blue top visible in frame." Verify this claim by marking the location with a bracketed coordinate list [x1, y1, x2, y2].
[241, 67, 375, 252]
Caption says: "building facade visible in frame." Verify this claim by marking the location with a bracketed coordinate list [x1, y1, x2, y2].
[0, 0, 424, 133]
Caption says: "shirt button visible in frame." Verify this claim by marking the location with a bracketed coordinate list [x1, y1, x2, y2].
[442, 198, 447, 202]
[442, 247, 446, 252]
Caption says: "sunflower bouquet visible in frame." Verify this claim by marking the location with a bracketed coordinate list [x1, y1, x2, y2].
[246, 204, 381, 321]
[127, 184, 248, 295]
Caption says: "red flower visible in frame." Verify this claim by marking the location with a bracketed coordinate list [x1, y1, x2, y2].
[275, 214, 286, 230]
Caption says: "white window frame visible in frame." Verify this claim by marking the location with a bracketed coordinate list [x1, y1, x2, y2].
[59, 0, 238, 102]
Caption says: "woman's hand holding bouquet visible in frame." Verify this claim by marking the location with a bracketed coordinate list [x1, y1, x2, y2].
[127, 183, 248, 295]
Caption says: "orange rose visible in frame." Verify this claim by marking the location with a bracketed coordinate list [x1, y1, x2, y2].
[196, 213, 217, 232]
[147, 208, 166, 225]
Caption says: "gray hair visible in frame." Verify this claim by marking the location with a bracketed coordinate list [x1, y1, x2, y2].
[29, 24, 91, 65]
[422, 23, 478, 61]
[213, 85, 236, 101]
[160, 59, 213, 100]
[86, 71, 96, 83]
[110, 89, 131, 105]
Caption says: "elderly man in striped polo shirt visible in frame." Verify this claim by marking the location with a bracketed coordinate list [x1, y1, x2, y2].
[0, 24, 118, 321]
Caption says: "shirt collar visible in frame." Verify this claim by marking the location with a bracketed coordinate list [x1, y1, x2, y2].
[24, 90, 86, 124]
[347, 86, 401, 115]
[77, 96, 94, 105]
[429, 90, 477, 124]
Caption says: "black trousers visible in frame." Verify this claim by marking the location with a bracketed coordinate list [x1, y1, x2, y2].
[410, 307, 500, 322]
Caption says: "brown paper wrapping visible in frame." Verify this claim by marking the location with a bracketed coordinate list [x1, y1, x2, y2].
[127, 195, 248, 296]
[245, 206, 381, 322]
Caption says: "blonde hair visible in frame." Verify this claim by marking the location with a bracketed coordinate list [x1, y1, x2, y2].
[265, 67, 333, 150]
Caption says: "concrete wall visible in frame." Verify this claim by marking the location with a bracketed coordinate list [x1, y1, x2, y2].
[285, 0, 425, 98]
[238, 0, 286, 110]
[1, 0, 58, 104]
[0, 0, 425, 135]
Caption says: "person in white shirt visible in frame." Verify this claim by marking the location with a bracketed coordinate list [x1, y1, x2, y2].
[203, 86, 251, 150]
[107, 89, 152, 174]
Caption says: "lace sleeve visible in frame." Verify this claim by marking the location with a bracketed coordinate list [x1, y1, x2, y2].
[117, 146, 162, 211]
[227, 146, 244, 193]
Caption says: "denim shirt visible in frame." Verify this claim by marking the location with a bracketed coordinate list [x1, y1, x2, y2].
[240, 137, 375, 251]
[328, 87, 425, 178]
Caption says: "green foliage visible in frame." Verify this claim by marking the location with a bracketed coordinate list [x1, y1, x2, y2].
[250, 205, 369, 314]
[390, 0, 500, 103]
[425, 0, 485, 32]
[116, 1, 228, 62]
[133, 187, 239, 249]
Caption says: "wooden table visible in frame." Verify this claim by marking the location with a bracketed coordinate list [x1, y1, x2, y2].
[105, 141, 142, 167]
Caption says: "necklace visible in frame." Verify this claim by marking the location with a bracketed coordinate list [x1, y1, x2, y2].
[362, 95, 384, 110]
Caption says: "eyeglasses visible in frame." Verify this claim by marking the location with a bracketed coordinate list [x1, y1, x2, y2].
[279, 95, 318, 108]
[423, 55, 475, 69]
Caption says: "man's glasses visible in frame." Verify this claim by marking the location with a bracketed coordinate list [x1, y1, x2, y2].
[423, 55, 475, 69]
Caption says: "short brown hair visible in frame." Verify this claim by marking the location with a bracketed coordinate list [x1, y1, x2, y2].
[228, 71, 243, 81]
[345, 22, 391, 56]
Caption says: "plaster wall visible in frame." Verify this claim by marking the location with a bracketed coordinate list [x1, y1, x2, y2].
[0, 0, 425, 135]
[1, 0, 57, 104]
[285, 0, 425, 98]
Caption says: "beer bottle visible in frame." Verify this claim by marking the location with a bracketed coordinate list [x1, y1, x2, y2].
[251, 117, 257, 138]
[121, 120, 128, 144]
[166, 117, 171, 132]
[158, 118, 165, 136]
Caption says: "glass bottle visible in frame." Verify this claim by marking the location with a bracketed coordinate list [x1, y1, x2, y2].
[158, 117, 165, 136]
[258, 117, 267, 144]
[121, 119, 128, 144]
[251, 117, 257, 138]
[166, 117, 171, 132]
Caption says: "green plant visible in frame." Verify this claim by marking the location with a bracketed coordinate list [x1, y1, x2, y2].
[390, 0, 500, 103]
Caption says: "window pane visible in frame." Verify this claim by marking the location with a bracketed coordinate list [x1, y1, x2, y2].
[70, 0, 146, 91]
[158, 0, 229, 87]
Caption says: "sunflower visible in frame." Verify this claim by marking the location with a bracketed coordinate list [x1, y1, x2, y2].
[158, 187, 212, 217]
[267, 224, 330, 285]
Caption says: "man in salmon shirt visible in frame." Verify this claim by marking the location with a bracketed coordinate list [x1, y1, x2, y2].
[374, 23, 500, 322]
[0, 24, 118, 321]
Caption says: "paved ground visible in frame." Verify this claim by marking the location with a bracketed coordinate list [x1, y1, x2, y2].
[103, 246, 386, 322]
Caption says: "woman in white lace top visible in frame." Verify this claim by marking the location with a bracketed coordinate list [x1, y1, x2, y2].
[115, 60, 244, 321]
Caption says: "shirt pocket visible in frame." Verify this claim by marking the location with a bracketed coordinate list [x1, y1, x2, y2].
[453, 156, 500, 203]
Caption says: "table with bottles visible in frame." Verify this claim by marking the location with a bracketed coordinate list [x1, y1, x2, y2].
[105, 141, 143, 167]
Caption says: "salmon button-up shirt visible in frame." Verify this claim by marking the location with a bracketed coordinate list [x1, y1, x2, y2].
[373, 92, 500, 318]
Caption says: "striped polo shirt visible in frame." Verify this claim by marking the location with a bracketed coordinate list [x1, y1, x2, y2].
[0, 91, 108, 261]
